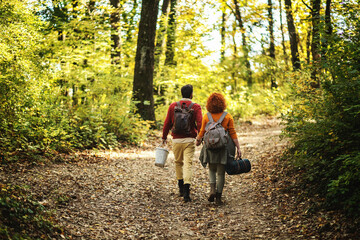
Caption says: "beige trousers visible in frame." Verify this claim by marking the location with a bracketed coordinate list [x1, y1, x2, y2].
[172, 141, 195, 184]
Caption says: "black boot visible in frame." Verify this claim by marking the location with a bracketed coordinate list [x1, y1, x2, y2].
[178, 179, 184, 197]
[216, 192, 223, 205]
[208, 183, 216, 202]
[183, 184, 191, 202]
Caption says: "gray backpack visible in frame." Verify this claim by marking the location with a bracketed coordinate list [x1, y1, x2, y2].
[203, 112, 229, 150]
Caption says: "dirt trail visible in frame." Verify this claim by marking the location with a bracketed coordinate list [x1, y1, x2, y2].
[2, 118, 292, 239]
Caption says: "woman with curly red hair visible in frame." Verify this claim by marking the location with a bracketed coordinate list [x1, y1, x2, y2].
[196, 93, 241, 205]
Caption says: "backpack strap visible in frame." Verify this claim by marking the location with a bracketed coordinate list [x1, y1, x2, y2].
[217, 112, 228, 124]
[180, 101, 195, 110]
[207, 112, 214, 122]
[188, 102, 195, 109]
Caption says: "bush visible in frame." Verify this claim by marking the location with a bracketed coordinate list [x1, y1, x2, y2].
[283, 9, 360, 215]
[0, 184, 62, 239]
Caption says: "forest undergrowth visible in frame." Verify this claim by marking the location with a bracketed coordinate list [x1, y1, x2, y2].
[1, 117, 358, 239]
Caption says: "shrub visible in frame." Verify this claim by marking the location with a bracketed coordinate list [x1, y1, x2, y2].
[0, 184, 62, 239]
[283, 9, 360, 215]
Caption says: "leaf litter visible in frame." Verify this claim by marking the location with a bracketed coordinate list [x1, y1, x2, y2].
[1, 117, 357, 239]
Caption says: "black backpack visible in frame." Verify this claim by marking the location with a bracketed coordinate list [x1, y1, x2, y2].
[172, 101, 195, 135]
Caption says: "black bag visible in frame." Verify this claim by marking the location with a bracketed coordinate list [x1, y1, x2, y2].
[172, 101, 195, 134]
[225, 137, 251, 175]
[225, 158, 251, 175]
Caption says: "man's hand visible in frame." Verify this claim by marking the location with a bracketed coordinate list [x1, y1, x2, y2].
[162, 139, 167, 146]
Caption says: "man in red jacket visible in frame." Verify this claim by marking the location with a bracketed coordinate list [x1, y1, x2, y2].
[162, 84, 202, 202]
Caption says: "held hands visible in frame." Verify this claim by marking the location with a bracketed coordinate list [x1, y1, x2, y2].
[195, 138, 202, 146]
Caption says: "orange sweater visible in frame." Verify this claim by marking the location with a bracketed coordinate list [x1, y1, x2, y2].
[197, 112, 238, 140]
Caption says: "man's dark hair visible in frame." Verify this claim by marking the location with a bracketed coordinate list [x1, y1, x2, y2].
[181, 84, 193, 98]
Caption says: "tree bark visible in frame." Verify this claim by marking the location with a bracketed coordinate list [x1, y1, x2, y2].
[279, 0, 288, 66]
[284, 0, 301, 70]
[233, 0, 252, 87]
[110, 0, 121, 65]
[267, 0, 277, 88]
[325, 0, 332, 35]
[154, 0, 170, 70]
[310, 0, 321, 87]
[306, 24, 311, 64]
[267, 0, 275, 59]
[220, 8, 226, 62]
[322, 0, 332, 61]
[164, 0, 177, 66]
[132, 0, 159, 121]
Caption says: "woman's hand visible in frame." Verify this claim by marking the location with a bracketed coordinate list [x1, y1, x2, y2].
[232, 138, 242, 158]
[195, 138, 202, 146]
[236, 148, 242, 159]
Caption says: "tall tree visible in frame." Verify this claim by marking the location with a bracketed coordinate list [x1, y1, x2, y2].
[164, 0, 177, 66]
[267, 0, 275, 59]
[267, 0, 277, 88]
[325, 0, 332, 36]
[279, 0, 288, 66]
[233, 0, 253, 87]
[322, 0, 332, 63]
[284, 0, 301, 70]
[310, 0, 321, 87]
[220, 8, 226, 62]
[154, 0, 170, 70]
[110, 0, 122, 65]
[132, 0, 160, 121]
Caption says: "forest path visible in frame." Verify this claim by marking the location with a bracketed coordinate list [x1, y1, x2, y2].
[2, 118, 295, 239]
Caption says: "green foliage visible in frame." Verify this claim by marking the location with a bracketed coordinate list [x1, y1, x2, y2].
[0, 184, 62, 239]
[0, 0, 151, 161]
[227, 85, 289, 118]
[283, 5, 360, 215]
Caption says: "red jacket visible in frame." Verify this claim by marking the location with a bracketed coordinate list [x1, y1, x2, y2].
[162, 100, 202, 140]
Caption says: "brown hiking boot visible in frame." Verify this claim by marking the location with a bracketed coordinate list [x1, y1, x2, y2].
[208, 183, 216, 202]
[216, 192, 223, 205]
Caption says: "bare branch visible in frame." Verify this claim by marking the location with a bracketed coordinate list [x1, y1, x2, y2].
[301, 0, 312, 11]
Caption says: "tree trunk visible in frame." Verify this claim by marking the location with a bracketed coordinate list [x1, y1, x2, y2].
[132, 0, 159, 121]
[231, 22, 237, 92]
[284, 0, 301, 70]
[233, 0, 252, 87]
[325, 0, 332, 36]
[268, 0, 275, 59]
[267, 0, 277, 88]
[310, 0, 321, 88]
[110, 0, 121, 65]
[164, 0, 177, 66]
[306, 24, 311, 64]
[220, 8, 226, 62]
[154, 0, 170, 70]
[279, 0, 289, 66]
[322, 0, 332, 61]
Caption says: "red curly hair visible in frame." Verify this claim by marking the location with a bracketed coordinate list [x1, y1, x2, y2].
[206, 92, 227, 113]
